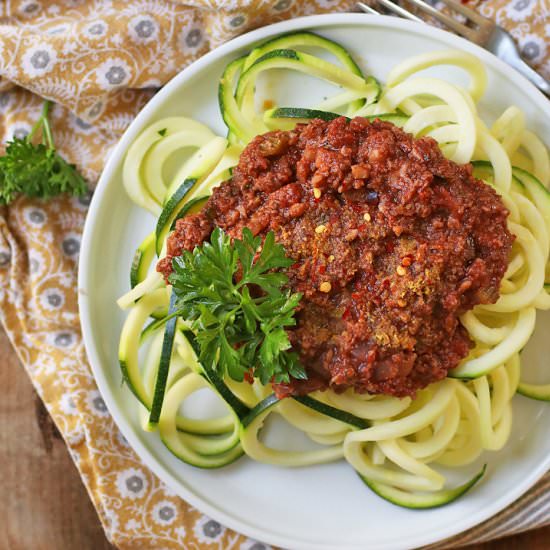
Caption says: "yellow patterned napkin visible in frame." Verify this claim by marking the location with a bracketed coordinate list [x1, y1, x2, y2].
[0, 1, 549, 548]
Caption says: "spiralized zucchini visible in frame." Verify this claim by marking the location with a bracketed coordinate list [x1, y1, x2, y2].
[117, 33, 550, 509]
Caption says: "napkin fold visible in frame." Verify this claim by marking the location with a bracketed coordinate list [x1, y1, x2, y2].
[0, 1, 548, 548]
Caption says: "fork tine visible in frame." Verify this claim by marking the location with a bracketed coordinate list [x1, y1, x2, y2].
[371, 0, 423, 22]
[404, 0, 477, 40]
[356, 1, 383, 15]
[436, 0, 492, 27]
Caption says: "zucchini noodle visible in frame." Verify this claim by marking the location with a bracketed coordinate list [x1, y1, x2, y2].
[117, 36, 550, 509]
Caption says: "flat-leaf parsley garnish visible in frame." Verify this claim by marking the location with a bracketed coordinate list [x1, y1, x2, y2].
[168, 227, 307, 385]
[0, 100, 87, 205]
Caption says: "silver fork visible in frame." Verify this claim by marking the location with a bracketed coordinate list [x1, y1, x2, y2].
[357, 0, 550, 97]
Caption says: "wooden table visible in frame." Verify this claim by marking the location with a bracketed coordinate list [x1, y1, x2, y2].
[1, 326, 548, 550]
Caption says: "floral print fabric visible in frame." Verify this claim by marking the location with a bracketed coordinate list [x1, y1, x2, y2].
[0, 1, 548, 548]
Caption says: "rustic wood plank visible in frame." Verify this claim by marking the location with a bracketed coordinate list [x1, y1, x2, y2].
[0, 327, 113, 550]
[1, 324, 549, 549]
[468, 526, 550, 550]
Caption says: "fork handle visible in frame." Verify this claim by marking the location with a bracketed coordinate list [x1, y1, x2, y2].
[507, 56, 550, 98]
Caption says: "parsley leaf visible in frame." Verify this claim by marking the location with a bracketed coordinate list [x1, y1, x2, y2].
[0, 100, 87, 205]
[168, 227, 307, 385]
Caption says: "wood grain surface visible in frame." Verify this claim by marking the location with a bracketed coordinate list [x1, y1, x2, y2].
[1, 325, 548, 550]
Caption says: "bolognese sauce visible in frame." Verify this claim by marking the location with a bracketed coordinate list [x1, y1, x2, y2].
[158, 117, 513, 398]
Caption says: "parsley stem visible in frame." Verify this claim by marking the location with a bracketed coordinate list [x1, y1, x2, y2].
[26, 100, 52, 143]
[41, 102, 54, 149]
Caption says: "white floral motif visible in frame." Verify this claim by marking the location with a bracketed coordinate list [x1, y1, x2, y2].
[86, 389, 109, 417]
[21, 43, 58, 78]
[128, 15, 159, 44]
[272, 0, 293, 11]
[28, 250, 45, 276]
[240, 539, 272, 550]
[58, 272, 73, 288]
[193, 515, 226, 544]
[115, 468, 149, 499]
[18, 0, 42, 17]
[83, 20, 108, 40]
[47, 24, 70, 36]
[68, 113, 94, 135]
[174, 526, 187, 539]
[24, 206, 47, 227]
[87, 101, 104, 120]
[178, 23, 205, 55]
[61, 232, 81, 257]
[103, 507, 120, 538]
[61, 41, 78, 55]
[0, 248, 11, 269]
[5, 122, 31, 141]
[59, 393, 79, 416]
[96, 58, 132, 90]
[152, 500, 178, 526]
[226, 13, 247, 29]
[111, 33, 124, 46]
[46, 3, 60, 15]
[39, 287, 65, 311]
[125, 518, 140, 531]
[148, 60, 162, 75]
[518, 33, 547, 65]
[503, 0, 537, 22]
[50, 330, 77, 349]
[0, 92, 12, 114]
[314, 0, 339, 9]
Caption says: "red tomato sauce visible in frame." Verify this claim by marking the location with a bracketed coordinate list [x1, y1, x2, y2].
[159, 117, 513, 398]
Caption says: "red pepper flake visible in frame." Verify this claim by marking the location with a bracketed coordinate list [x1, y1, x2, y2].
[318, 264, 326, 274]
[291, 261, 301, 269]
[351, 292, 362, 301]
[342, 307, 351, 321]
[358, 224, 367, 232]
[244, 370, 254, 384]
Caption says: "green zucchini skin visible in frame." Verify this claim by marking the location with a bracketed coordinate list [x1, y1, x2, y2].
[265, 107, 409, 128]
[170, 195, 208, 230]
[130, 232, 156, 289]
[148, 292, 179, 426]
[223, 47, 378, 143]
[158, 373, 244, 468]
[129, 232, 167, 319]
[267, 107, 342, 122]
[243, 31, 367, 113]
[160, 435, 244, 469]
[292, 395, 369, 429]
[359, 464, 487, 509]
[512, 167, 550, 233]
[155, 178, 197, 255]
[241, 394, 280, 428]
[218, 56, 252, 144]
[517, 383, 550, 402]
[180, 330, 251, 419]
[245, 31, 364, 74]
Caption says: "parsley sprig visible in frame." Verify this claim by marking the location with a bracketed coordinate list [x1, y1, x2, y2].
[0, 100, 87, 205]
[168, 227, 307, 385]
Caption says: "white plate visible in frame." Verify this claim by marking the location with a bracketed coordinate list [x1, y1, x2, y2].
[79, 14, 550, 550]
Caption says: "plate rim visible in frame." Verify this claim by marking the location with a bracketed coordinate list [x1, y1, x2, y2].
[78, 13, 550, 550]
